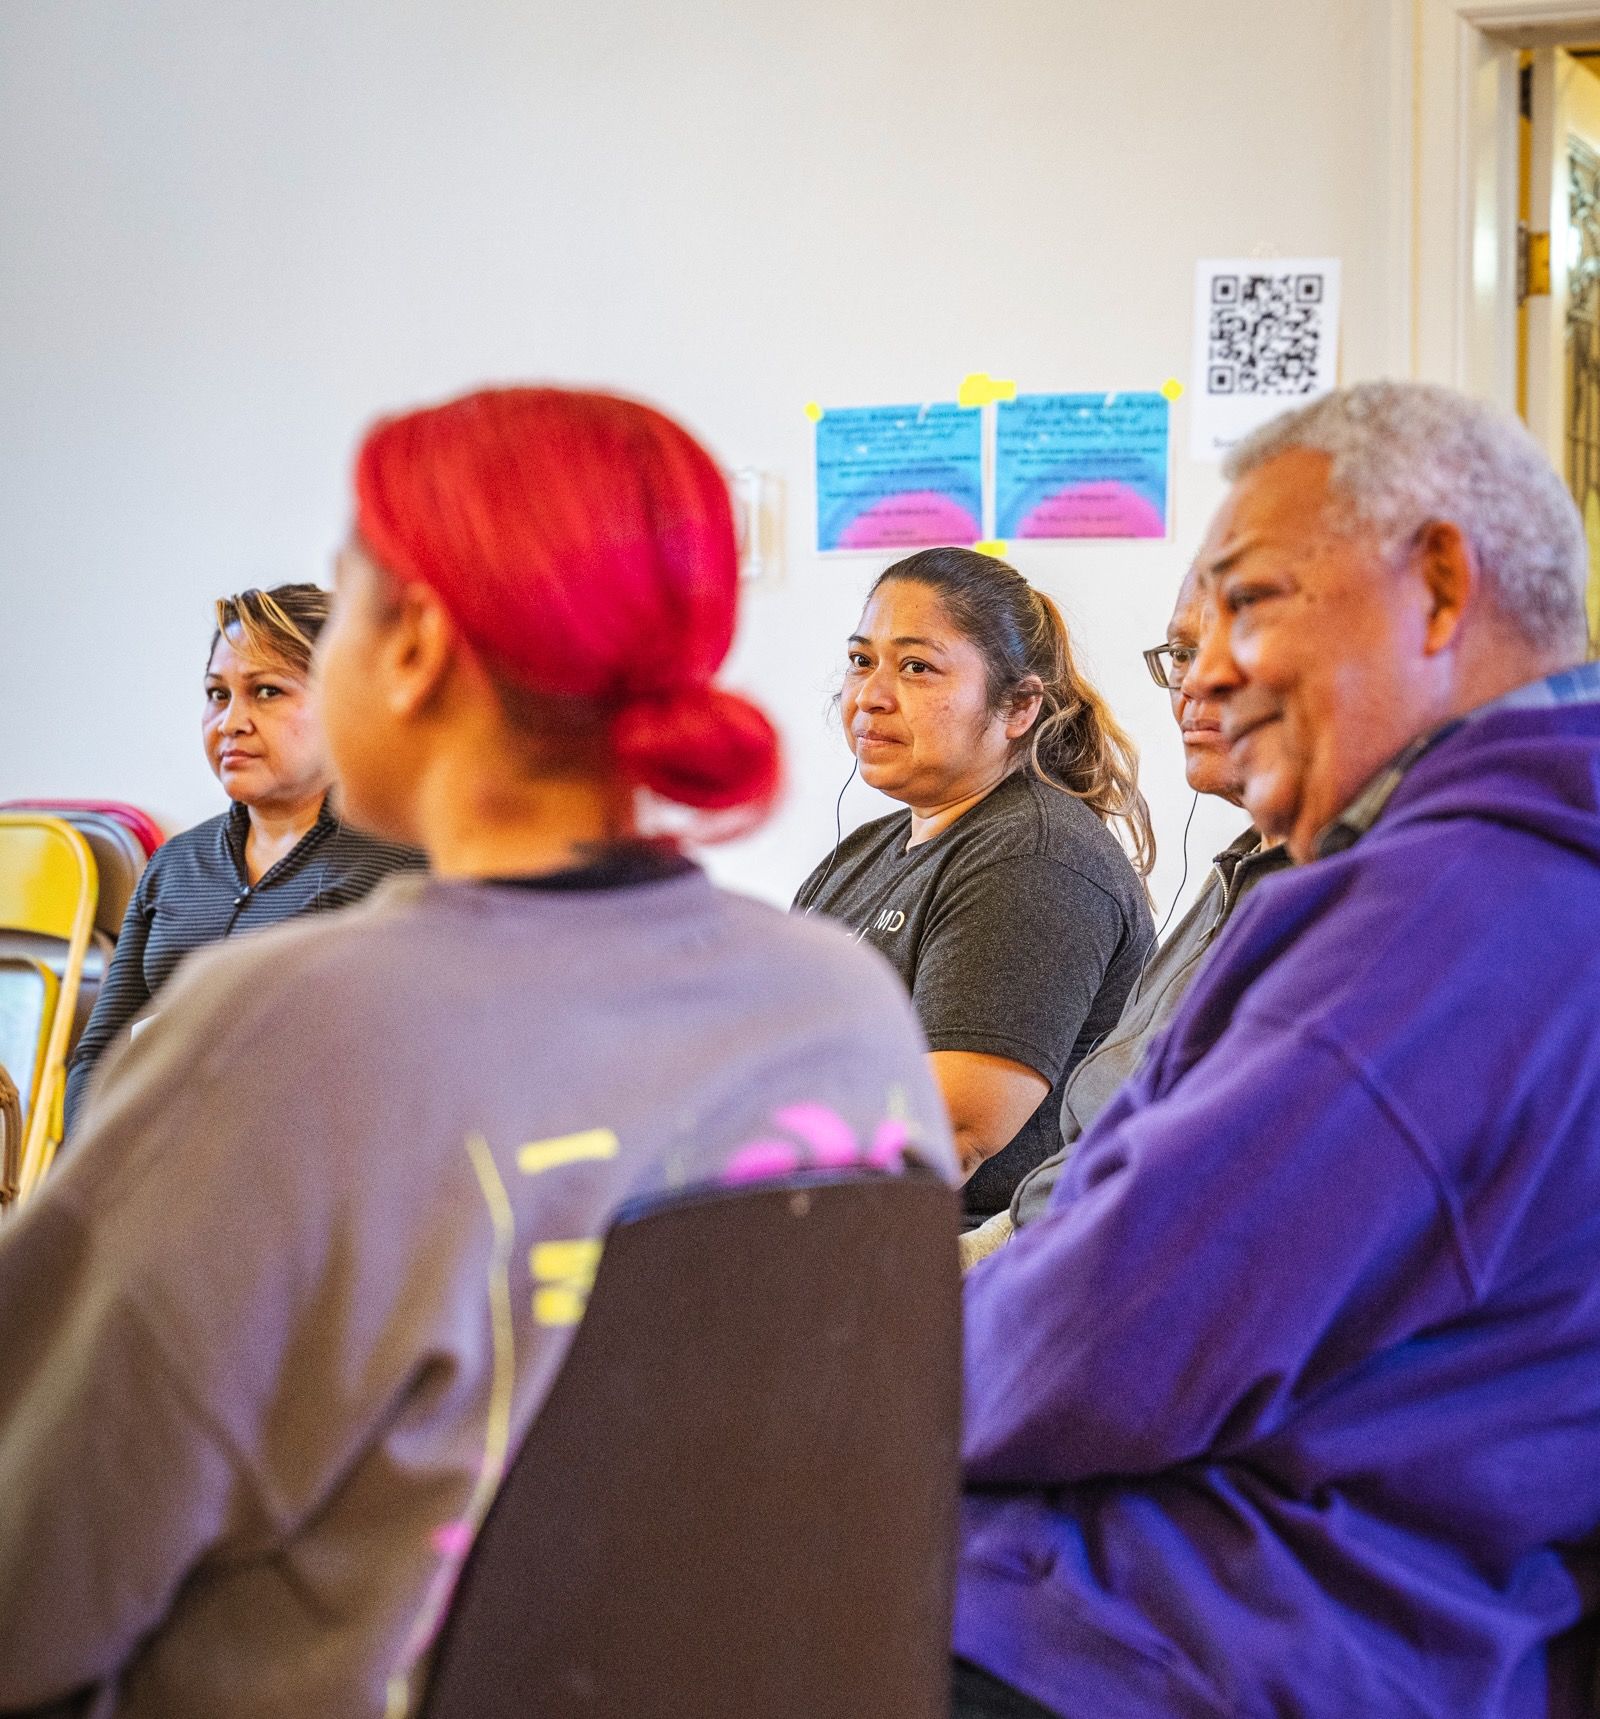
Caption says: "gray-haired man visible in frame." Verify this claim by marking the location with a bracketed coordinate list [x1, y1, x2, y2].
[954, 381, 1600, 1719]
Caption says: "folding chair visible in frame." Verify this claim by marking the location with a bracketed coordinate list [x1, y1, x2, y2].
[420, 1168, 961, 1719]
[0, 809, 139, 1058]
[0, 816, 97, 1204]
[57, 811, 144, 938]
[0, 799, 164, 861]
[0, 955, 60, 1122]
[12, 811, 142, 1054]
[0, 930, 112, 1060]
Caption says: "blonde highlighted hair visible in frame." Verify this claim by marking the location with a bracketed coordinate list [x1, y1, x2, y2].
[872, 549, 1155, 878]
[210, 584, 331, 676]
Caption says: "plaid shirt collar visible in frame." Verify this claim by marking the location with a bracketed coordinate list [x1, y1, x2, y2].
[1314, 660, 1600, 860]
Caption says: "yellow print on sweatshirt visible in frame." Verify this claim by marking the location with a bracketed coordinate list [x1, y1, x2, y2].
[531, 1238, 603, 1325]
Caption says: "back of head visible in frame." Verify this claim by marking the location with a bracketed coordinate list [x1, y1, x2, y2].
[212, 583, 330, 674]
[1224, 380, 1589, 657]
[353, 387, 779, 837]
[873, 546, 1154, 877]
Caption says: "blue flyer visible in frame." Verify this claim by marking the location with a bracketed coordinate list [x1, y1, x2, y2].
[994, 392, 1169, 540]
[814, 402, 983, 552]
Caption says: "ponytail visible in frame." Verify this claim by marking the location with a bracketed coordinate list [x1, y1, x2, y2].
[1021, 590, 1155, 878]
[871, 548, 1154, 879]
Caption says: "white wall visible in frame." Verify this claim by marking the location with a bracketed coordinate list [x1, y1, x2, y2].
[0, 0, 1399, 915]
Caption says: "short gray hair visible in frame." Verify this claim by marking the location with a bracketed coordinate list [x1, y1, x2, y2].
[1223, 380, 1588, 653]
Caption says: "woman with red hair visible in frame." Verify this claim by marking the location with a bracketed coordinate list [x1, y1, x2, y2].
[0, 387, 955, 1718]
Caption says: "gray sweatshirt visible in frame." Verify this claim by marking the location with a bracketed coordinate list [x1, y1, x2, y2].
[0, 869, 955, 1718]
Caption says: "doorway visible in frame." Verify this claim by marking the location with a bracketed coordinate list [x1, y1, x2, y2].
[1521, 46, 1600, 640]
[1410, 1, 1600, 649]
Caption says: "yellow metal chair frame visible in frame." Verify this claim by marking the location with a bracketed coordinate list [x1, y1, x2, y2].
[0, 1061, 21, 1206]
[0, 814, 97, 1205]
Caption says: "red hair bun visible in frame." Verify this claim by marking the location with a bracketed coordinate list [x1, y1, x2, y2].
[612, 685, 780, 813]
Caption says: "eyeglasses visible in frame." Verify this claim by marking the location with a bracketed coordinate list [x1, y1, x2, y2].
[1142, 642, 1199, 691]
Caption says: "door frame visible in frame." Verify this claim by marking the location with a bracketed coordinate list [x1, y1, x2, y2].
[1402, 0, 1600, 400]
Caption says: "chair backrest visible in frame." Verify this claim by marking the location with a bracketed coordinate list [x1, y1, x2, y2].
[0, 956, 57, 1117]
[0, 816, 97, 1203]
[0, 930, 113, 1059]
[0, 817, 96, 943]
[420, 1169, 961, 1719]
[0, 799, 164, 861]
[4, 810, 144, 938]
[61, 811, 145, 936]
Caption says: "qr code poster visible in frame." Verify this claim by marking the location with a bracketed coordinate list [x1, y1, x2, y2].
[1189, 258, 1341, 462]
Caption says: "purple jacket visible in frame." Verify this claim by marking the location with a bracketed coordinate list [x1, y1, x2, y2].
[958, 698, 1600, 1718]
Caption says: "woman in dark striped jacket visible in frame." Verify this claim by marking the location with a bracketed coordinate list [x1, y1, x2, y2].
[63, 584, 422, 1133]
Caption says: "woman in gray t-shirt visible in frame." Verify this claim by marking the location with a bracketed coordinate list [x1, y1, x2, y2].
[795, 547, 1155, 1222]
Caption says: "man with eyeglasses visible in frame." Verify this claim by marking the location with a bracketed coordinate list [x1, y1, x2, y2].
[951, 381, 1600, 1719]
[958, 576, 1289, 1270]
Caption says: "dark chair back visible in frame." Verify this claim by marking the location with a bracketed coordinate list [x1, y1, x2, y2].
[62, 812, 145, 938]
[420, 1169, 961, 1719]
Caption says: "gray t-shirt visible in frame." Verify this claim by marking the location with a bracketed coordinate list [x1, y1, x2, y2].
[0, 867, 955, 1719]
[794, 770, 1153, 1219]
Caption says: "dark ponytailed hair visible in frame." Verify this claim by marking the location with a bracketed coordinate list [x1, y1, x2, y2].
[873, 547, 1154, 878]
